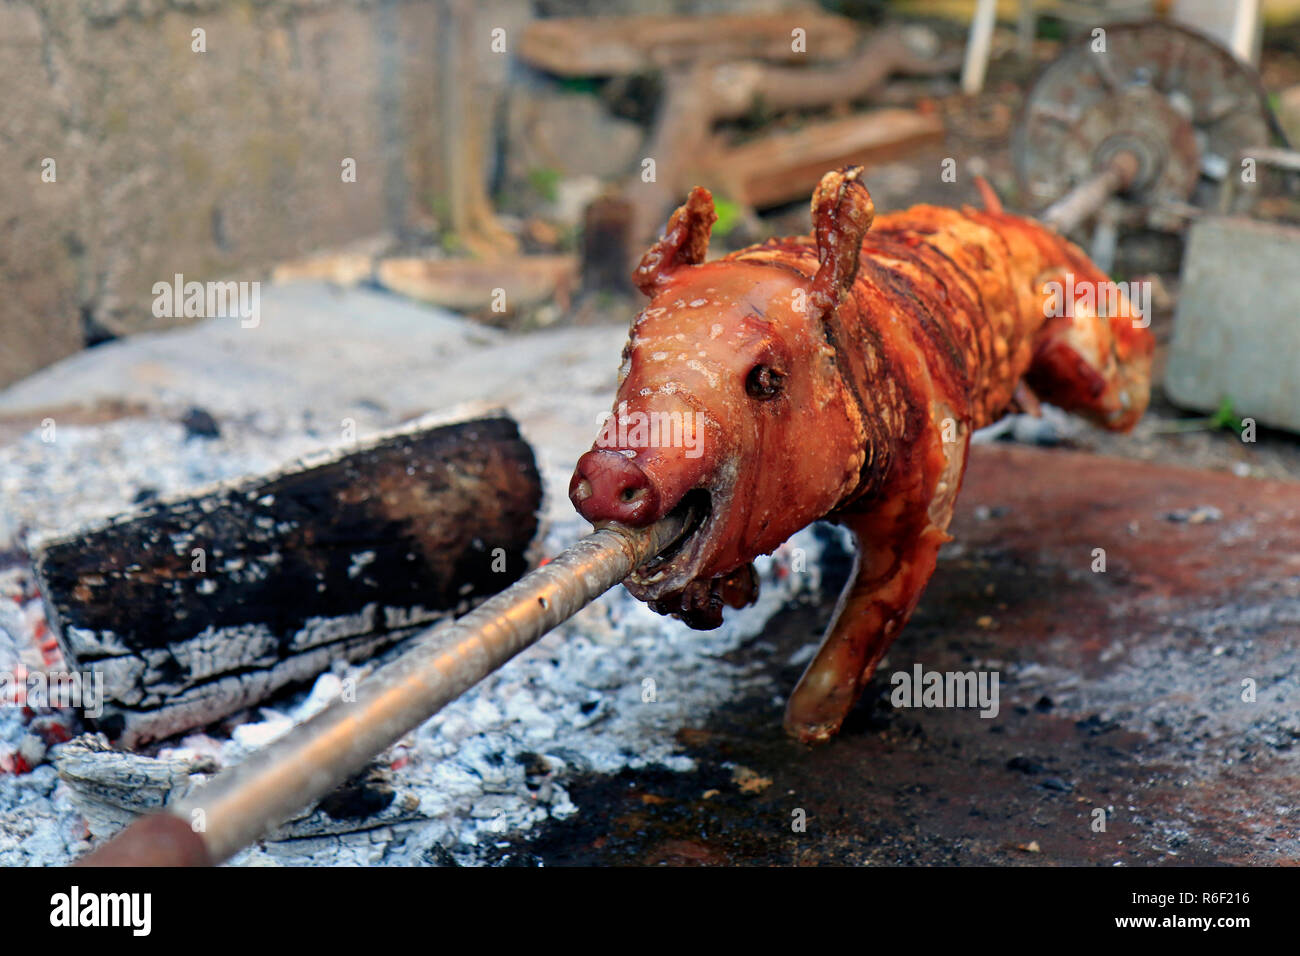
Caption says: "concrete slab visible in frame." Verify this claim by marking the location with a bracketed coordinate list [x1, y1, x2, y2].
[1165, 215, 1300, 434]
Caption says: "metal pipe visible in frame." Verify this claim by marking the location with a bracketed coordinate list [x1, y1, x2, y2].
[961, 0, 998, 95]
[77, 513, 689, 866]
[1041, 150, 1141, 235]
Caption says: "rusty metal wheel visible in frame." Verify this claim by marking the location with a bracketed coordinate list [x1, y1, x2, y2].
[1014, 20, 1287, 231]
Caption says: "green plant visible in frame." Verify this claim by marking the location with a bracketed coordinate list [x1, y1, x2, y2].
[1037, 16, 1065, 41]
[558, 77, 601, 96]
[1156, 396, 1247, 435]
[1207, 397, 1247, 436]
[712, 196, 742, 238]
[429, 193, 451, 225]
[527, 166, 561, 204]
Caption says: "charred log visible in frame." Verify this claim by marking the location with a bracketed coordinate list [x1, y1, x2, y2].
[33, 413, 542, 748]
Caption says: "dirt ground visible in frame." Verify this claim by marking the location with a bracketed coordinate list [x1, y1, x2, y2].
[488, 445, 1300, 866]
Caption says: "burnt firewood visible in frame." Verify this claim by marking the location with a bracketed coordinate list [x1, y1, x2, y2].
[54, 734, 197, 838]
[55, 734, 428, 843]
[33, 412, 542, 748]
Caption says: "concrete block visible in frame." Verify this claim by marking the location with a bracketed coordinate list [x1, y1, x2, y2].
[1165, 215, 1300, 433]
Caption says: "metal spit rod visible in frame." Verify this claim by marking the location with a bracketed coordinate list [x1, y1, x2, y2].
[1040, 150, 1141, 235]
[78, 512, 689, 866]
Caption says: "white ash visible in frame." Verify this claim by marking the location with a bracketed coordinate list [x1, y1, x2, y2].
[972, 404, 1078, 447]
[0, 412, 384, 553]
[0, 567, 47, 675]
[31, 525, 828, 867]
[999, 581, 1300, 775]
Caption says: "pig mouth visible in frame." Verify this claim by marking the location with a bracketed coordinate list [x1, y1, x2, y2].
[624, 489, 759, 630]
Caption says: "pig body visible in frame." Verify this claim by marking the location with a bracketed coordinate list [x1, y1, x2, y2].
[570, 167, 1153, 744]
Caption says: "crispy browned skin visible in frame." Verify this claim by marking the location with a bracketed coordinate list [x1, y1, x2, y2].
[570, 166, 1154, 744]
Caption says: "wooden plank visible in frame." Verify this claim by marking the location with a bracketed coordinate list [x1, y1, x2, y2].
[518, 13, 860, 77]
[32, 412, 542, 748]
[376, 255, 578, 315]
[704, 109, 945, 209]
[622, 27, 958, 246]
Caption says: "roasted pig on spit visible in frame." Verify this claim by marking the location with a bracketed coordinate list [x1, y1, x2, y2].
[570, 166, 1154, 743]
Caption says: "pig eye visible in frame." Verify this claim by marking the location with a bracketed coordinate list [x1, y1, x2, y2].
[745, 364, 784, 400]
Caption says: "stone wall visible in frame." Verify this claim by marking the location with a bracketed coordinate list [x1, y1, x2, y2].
[0, 0, 463, 389]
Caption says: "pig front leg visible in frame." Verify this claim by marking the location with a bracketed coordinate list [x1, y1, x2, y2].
[784, 427, 968, 744]
[782, 515, 948, 743]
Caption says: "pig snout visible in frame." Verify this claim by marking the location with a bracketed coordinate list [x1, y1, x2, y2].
[571, 388, 719, 528]
[570, 423, 715, 528]
[569, 450, 661, 526]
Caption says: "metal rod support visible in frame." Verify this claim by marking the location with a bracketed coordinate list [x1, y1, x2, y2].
[1041, 150, 1141, 235]
[78, 513, 689, 866]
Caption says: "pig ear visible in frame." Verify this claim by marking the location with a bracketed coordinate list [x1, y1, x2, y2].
[633, 186, 717, 296]
[808, 166, 874, 321]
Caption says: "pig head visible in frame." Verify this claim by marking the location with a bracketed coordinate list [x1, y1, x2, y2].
[569, 171, 876, 631]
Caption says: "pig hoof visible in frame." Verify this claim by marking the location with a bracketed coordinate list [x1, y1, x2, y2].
[783, 714, 840, 747]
